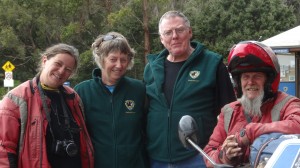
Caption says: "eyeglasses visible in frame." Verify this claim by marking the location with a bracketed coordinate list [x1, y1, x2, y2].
[102, 35, 122, 42]
[161, 27, 188, 38]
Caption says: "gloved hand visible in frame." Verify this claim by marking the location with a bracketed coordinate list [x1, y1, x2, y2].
[235, 129, 250, 149]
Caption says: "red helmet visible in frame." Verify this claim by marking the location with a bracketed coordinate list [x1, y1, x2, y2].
[227, 41, 280, 98]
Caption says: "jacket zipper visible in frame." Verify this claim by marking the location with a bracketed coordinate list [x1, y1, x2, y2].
[39, 117, 43, 168]
[110, 93, 117, 168]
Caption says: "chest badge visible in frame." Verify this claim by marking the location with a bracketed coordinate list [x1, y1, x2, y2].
[125, 100, 135, 111]
[189, 70, 200, 79]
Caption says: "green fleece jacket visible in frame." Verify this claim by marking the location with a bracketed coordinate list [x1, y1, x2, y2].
[74, 68, 148, 168]
[144, 41, 231, 162]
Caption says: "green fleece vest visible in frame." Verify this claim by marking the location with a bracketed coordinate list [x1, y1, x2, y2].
[144, 41, 222, 162]
[75, 71, 148, 168]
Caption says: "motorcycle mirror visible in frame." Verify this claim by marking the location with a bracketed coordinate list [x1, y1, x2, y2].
[178, 115, 233, 168]
[178, 115, 199, 149]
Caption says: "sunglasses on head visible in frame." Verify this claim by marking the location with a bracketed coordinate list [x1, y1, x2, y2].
[102, 35, 122, 42]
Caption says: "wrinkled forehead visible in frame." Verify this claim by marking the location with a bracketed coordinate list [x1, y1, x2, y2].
[159, 16, 187, 32]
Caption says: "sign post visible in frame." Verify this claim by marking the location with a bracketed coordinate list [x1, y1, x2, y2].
[2, 61, 15, 91]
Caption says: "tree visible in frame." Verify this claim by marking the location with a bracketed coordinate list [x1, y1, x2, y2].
[0, 0, 298, 90]
[0, 0, 37, 81]
[284, 0, 300, 24]
[143, 0, 150, 63]
[185, 0, 297, 58]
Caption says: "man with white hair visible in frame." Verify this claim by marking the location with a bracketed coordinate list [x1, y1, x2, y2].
[204, 41, 300, 167]
[144, 10, 236, 168]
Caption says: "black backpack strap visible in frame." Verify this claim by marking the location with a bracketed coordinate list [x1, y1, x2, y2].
[29, 80, 35, 94]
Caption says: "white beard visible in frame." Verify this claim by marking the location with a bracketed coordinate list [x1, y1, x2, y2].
[238, 91, 264, 117]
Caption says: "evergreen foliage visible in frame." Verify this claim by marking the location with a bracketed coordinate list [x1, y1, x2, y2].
[0, 0, 299, 96]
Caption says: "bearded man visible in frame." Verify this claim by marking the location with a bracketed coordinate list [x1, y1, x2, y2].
[203, 41, 300, 167]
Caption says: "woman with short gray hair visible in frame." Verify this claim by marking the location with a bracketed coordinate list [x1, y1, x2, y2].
[75, 32, 148, 168]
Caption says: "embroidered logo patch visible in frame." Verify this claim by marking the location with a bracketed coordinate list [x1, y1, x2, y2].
[189, 71, 200, 79]
[125, 100, 135, 111]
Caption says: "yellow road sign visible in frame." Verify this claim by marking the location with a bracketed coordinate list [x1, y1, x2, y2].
[2, 61, 15, 72]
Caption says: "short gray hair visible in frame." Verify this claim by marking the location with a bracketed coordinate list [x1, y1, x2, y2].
[91, 32, 135, 70]
[158, 10, 191, 34]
